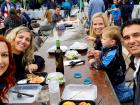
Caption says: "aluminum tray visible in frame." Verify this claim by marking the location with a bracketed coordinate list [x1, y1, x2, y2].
[61, 84, 97, 100]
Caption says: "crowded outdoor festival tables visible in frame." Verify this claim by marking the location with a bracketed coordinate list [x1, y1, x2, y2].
[8, 18, 121, 105]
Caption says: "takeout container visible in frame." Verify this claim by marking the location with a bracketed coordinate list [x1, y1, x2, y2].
[59, 100, 95, 105]
[17, 72, 47, 85]
[61, 84, 97, 100]
[9, 84, 42, 103]
[27, 72, 47, 85]
[69, 42, 88, 53]
[60, 84, 97, 105]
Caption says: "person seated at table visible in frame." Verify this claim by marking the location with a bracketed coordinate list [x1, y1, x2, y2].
[4, 8, 22, 33]
[6, 26, 45, 81]
[0, 36, 16, 104]
[38, 9, 54, 36]
[52, 6, 63, 26]
[86, 12, 109, 63]
[16, 8, 32, 30]
[43, 9, 53, 24]
[90, 26, 134, 103]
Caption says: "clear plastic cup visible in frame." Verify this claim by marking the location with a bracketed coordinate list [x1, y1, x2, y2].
[48, 80, 60, 105]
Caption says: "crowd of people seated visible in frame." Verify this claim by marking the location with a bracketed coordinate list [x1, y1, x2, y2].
[0, 0, 140, 105]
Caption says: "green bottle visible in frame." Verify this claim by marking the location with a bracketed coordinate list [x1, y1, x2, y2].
[55, 40, 64, 74]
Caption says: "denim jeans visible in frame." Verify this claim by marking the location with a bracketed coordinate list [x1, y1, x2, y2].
[113, 82, 134, 103]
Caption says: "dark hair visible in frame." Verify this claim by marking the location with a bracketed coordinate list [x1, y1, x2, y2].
[0, 36, 16, 102]
[121, 18, 140, 36]
[55, 6, 61, 9]
[16, 9, 21, 14]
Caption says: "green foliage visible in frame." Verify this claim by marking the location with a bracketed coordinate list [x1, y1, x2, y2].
[11, 0, 16, 3]
[135, 0, 140, 4]
[28, 0, 45, 4]
[38, 0, 45, 3]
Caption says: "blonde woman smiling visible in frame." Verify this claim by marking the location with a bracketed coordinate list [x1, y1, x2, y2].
[86, 12, 110, 63]
[6, 26, 45, 81]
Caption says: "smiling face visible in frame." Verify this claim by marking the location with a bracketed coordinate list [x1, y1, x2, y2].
[13, 31, 31, 54]
[0, 42, 9, 76]
[93, 17, 105, 36]
[122, 25, 140, 58]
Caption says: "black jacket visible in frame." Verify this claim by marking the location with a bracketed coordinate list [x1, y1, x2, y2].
[134, 68, 140, 105]
[129, 56, 140, 105]
[94, 36, 102, 51]
[13, 54, 45, 81]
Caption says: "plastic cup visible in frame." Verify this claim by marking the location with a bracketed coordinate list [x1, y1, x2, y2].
[48, 80, 60, 105]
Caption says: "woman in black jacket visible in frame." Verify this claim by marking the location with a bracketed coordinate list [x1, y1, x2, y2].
[6, 26, 45, 81]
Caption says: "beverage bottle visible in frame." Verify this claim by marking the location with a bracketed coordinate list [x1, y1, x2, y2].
[55, 40, 64, 74]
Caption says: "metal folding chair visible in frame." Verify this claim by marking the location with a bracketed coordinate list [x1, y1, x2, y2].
[38, 24, 54, 42]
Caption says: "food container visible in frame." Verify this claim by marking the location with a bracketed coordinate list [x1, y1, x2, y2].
[9, 84, 42, 103]
[69, 42, 88, 52]
[61, 84, 97, 101]
[65, 50, 80, 60]
[59, 100, 95, 105]
[17, 72, 47, 85]
[46, 72, 65, 85]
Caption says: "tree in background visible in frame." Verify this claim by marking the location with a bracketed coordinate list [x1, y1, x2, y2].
[135, 0, 140, 4]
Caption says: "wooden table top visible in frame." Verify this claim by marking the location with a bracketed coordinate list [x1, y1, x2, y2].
[9, 52, 121, 105]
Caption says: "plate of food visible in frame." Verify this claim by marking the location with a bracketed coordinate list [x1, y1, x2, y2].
[59, 100, 95, 105]
[17, 72, 47, 85]
[27, 72, 47, 85]
[47, 45, 68, 54]
[28, 75, 45, 84]
[46, 72, 65, 85]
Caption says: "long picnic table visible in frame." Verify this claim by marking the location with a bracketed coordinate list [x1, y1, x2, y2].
[9, 52, 120, 105]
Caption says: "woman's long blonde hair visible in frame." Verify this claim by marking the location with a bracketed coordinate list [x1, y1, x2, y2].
[90, 12, 110, 38]
[44, 9, 53, 23]
[6, 26, 35, 64]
